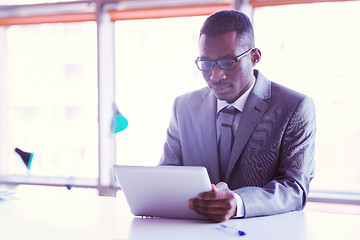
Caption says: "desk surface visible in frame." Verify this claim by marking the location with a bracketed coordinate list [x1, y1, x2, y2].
[1, 189, 360, 240]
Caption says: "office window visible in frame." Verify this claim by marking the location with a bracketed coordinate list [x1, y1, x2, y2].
[253, 1, 360, 193]
[0, 21, 98, 179]
[0, 0, 79, 4]
[114, 16, 207, 166]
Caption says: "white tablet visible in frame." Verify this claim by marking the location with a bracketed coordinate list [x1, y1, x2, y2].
[113, 165, 212, 220]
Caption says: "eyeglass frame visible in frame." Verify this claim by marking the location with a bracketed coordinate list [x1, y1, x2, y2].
[194, 48, 254, 71]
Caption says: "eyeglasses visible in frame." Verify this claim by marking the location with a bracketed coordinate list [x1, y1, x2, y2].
[195, 48, 253, 71]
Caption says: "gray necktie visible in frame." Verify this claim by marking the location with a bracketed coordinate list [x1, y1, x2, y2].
[218, 106, 238, 181]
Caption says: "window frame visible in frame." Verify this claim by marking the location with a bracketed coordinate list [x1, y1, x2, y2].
[0, 0, 359, 206]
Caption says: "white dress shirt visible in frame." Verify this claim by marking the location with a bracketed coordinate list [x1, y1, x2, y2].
[216, 81, 255, 218]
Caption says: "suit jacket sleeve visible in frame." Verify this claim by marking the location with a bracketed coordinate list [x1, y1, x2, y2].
[160, 96, 183, 166]
[234, 95, 316, 218]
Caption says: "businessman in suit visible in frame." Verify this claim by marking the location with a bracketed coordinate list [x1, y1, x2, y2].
[160, 10, 316, 222]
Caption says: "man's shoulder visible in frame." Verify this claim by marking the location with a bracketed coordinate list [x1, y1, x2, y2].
[255, 70, 307, 101]
[265, 77, 315, 116]
[271, 81, 306, 100]
[254, 70, 314, 113]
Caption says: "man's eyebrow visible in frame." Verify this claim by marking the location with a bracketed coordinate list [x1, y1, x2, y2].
[219, 54, 237, 59]
[199, 54, 236, 60]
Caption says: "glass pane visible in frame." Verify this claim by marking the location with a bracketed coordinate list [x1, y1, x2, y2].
[115, 17, 207, 166]
[0, 0, 79, 4]
[0, 22, 98, 178]
[253, 1, 360, 193]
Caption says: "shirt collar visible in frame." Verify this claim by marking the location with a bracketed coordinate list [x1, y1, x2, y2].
[217, 80, 255, 113]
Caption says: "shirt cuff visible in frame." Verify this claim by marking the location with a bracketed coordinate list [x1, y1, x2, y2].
[233, 192, 245, 218]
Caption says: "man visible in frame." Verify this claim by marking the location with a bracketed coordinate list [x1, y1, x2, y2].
[160, 10, 316, 222]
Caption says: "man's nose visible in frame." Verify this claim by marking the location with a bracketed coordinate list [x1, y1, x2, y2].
[210, 64, 226, 82]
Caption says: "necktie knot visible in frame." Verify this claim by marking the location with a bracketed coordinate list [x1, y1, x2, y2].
[219, 106, 238, 126]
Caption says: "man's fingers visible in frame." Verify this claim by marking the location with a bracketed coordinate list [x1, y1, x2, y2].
[192, 205, 230, 215]
[198, 189, 233, 200]
[190, 203, 234, 223]
[189, 199, 194, 209]
[189, 184, 237, 222]
[191, 198, 233, 210]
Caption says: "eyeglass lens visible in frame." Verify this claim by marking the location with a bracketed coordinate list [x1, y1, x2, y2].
[197, 59, 236, 71]
[195, 48, 253, 71]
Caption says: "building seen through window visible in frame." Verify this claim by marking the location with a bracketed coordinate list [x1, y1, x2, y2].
[0, 22, 98, 179]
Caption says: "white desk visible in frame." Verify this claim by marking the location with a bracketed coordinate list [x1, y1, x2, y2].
[1, 190, 360, 240]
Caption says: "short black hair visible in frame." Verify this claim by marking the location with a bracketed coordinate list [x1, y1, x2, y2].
[200, 10, 255, 47]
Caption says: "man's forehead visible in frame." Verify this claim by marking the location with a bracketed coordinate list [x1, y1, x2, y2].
[199, 32, 248, 47]
[199, 32, 247, 55]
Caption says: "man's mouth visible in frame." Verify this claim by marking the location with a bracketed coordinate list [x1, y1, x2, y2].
[210, 84, 230, 91]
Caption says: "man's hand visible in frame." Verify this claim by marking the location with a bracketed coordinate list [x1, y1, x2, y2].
[189, 182, 237, 222]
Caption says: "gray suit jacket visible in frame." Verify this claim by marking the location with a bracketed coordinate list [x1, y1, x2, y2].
[160, 70, 316, 218]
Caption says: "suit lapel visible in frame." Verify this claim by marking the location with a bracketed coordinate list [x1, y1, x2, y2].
[199, 90, 220, 183]
[225, 71, 271, 181]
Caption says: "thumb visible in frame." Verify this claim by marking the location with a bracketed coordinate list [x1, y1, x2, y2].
[215, 182, 229, 191]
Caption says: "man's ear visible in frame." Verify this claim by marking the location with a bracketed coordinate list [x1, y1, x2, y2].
[251, 48, 261, 66]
